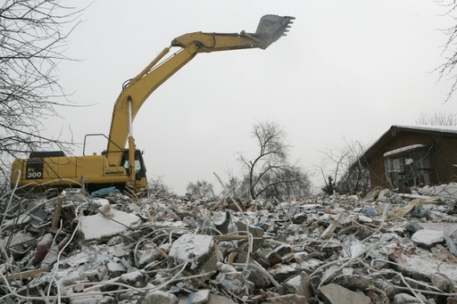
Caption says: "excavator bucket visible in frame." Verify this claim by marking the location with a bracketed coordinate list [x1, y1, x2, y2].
[255, 15, 295, 49]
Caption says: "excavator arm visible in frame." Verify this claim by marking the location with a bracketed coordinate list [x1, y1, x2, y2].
[105, 15, 294, 186]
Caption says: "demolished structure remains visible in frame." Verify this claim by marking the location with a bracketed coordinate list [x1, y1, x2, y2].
[361, 125, 457, 190]
[1, 181, 457, 303]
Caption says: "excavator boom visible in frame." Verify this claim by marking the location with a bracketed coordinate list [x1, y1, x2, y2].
[106, 15, 295, 168]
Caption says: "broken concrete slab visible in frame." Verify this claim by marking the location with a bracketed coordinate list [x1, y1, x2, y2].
[265, 294, 308, 303]
[318, 283, 371, 304]
[206, 294, 237, 304]
[144, 290, 178, 304]
[280, 272, 313, 299]
[431, 272, 455, 292]
[169, 233, 214, 268]
[392, 292, 427, 304]
[78, 208, 141, 240]
[420, 222, 457, 234]
[411, 229, 444, 247]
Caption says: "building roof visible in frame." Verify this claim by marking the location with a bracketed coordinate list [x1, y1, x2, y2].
[363, 125, 457, 161]
[392, 124, 457, 135]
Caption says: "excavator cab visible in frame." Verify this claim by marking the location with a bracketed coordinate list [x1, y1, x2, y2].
[119, 149, 147, 182]
[100, 149, 147, 183]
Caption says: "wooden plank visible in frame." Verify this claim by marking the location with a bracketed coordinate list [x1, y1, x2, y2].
[0, 267, 50, 283]
[52, 196, 63, 228]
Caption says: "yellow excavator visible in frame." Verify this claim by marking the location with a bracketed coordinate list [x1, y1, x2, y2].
[10, 15, 295, 194]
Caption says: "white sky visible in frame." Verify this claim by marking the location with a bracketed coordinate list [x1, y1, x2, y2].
[47, 1, 457, 195]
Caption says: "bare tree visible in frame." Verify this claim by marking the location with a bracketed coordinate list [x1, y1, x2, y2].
[437, 1, 457, 100]
[336, 160, 370, 197]
[239, 121, 311, 199]
[415, 110, 457, 126]
[186, 180, 214, 198]
[318, 145, 350, 193]
[222, 175, 242, 197]
[259, 166, 311, 199]
[318, 140, 370, 196]
[0, 1, 82, 179]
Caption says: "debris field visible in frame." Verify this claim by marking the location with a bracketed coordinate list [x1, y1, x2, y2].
[1, 183, 457, 304]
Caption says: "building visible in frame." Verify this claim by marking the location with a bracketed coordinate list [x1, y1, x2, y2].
[361, 125, 457, 190]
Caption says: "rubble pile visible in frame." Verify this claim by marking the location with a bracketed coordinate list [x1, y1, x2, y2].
[1, 183, 457, 303]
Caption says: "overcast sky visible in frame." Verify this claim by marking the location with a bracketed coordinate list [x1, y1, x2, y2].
[48, 1, 457, 195]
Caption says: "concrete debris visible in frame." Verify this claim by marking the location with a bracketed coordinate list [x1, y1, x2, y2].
[318, 283, 371, 304]
[1, 183, 457, 303]
[411, 229, 444, 248]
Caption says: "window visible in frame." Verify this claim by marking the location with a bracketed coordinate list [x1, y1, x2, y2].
[123, 159, 142, 174]
[120, 150, 146, 179]
[384, 145, 430, 188]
